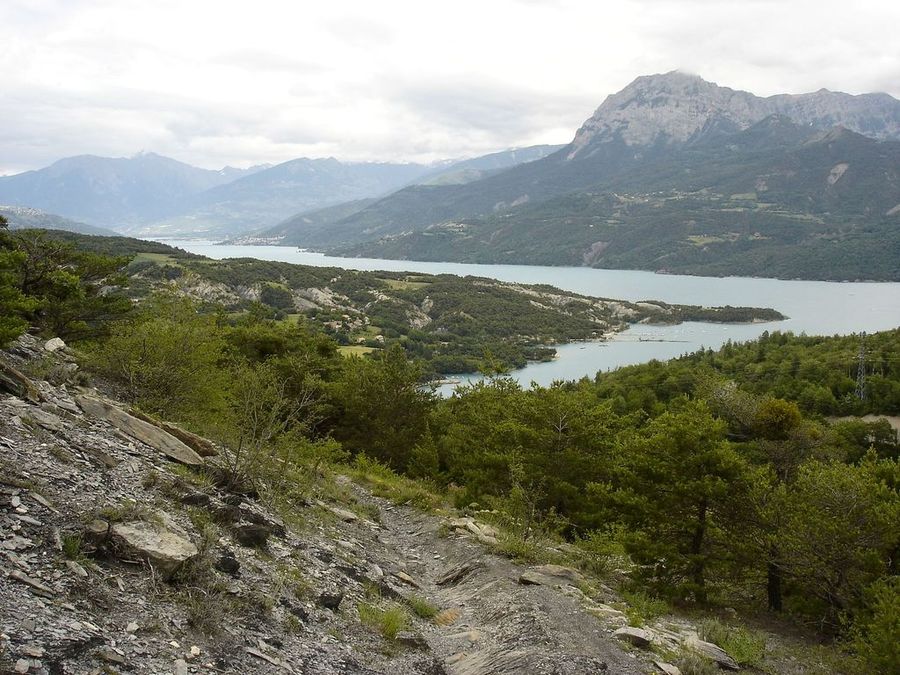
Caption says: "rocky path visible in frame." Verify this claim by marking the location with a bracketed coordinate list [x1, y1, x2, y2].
[346, 483, 648, 674]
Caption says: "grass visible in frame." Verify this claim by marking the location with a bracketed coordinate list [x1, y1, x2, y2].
[338, 345, 377, 357]
[406, 594, 439, 620]
[618, 590, 670, 627]
[357, 602, 410, 640]
[698, 618, 766, 667]
[674, 649, 718, 675]
[349, 456, 443, 512]
[381, 278, 431, 291]
[97, 500, 157, 524]
[61, 532, 85, 561]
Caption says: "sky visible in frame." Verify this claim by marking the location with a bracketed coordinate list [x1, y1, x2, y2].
[2, 0, 899, 175]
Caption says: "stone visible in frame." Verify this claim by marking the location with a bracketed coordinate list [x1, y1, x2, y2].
[684, 636, 740, 671]
[232, 523, 271, 548]
[393, 570, 419, 587]
[396, 631, 429, 650]
[518, 564, 583, 587]
[318, 592, 344, 611]
[44, 337, 66, 352]
[190, 645, 201, 658]
[109, 520, 198, 579]
[326, 506, 358, 522]
[654, 662, 682, 675]
[97, 646, 125, 664]
[125, 621, 139, 633]
[215, 551, 240, 576]
[21, 645, 44, 658]
[173, 658, 188, 675]
[436, 559, 482, 586]
[130, 409, 218, 457]
[613, 626, 652, 648]
[180, 492, 211, 507]
[65, 560, 89, 578]
[0, 361, 40, 402]
[75, 395, 203, 466]
[14, 659, 29, 674]
[9, 570, 55, 597]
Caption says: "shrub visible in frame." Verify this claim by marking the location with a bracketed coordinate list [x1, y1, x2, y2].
[851, 578, 900, 674]
[697, 618, 766, 667]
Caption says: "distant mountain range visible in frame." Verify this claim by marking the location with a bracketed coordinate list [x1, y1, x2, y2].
[2, 72, 899, 279]
[0, 205, 118, 237]
[0, 146, 563, 240]
[258, 72, 900, 280]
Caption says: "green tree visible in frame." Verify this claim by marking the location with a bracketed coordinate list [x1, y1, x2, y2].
[613, 399, 753, 603]
[90, 294, 228, 422]
[0, 216, 36, 346]
[329, 344, 434, 470]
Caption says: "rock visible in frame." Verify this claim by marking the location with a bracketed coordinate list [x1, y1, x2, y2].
[393, 570, 420, 587]
[684, 636, 740, 671]
[190, 645, 201, 658]
[130, 409, 218, 457]
[0, 361, 40, 402]
[518, 564, 584, 587]
[85, 519, 110, 539]
[125, 621, 139, 633]
[318, 592, 344, 611]
[232, 523, 271, 548]
[613, 626, 652, 648]
[20, 645, 44, 658]
[109, 519, 198, 579]
[326, 505, 358, 522]
[65, 560, 88, 578]
[9, 570, 55, 597]
[14, 659, 30, 674]
[215, 551, 240, 576]
[180, 492, 211, 507]
[43, 337, 66, 352]
[97, 646, 125, 664]
[173, 658, 189, 675]
[654, 662, 682, 675]
[75, 395, 204, 466]
[396, 631, 429, 650]
[436, 559, 482, 586]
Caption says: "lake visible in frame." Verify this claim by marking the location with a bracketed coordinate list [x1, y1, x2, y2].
[159, 241, 900, 394]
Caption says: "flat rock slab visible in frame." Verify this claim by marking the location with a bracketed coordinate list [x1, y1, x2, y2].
[130, 409, 218, 457]
[518, 564, 583, 587]
[75, 395, 203, 466]
[613, 626, 652, 648]
[684, 636, 739, 671]
[110, 520, 198, 579]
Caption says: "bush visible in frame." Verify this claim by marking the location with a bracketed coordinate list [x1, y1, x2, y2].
[851, 578, 900, 674]
[697, 618, 766, 667]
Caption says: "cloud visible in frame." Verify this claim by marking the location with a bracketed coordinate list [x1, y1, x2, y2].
[0, 0, 899, 174]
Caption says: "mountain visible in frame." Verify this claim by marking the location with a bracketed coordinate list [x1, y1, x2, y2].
[131, 158, 435, 239]
[415, 144, 565, 185]
[251, 145, 565, 245]
[0, 153, 264, 228]
[286, 72, 900, 280]
[0, 205, 119, 236]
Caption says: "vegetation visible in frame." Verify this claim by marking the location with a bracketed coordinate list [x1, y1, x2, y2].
[1, 229, 896, 672]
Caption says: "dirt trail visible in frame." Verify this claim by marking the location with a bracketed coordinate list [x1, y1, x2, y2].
[347, 482, 646, 675]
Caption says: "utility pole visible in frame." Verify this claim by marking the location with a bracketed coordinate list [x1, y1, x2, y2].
[855, 332, 867, 401]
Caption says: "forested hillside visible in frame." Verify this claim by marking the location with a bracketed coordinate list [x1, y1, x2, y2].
[1, 220, 897, 673]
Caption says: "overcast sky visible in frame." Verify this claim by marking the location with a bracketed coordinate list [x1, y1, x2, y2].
[2, 0, 899, 174]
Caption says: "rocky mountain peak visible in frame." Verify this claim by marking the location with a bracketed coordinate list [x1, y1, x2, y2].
[567, 72, 900, 159]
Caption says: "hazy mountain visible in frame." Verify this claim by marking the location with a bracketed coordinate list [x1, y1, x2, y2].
[0, 153, 264, 228]
[415, 145, 565, 186]
[132, 158, 434, 239]
[251, 145, 565, 245]
[0, 205, 119, 236]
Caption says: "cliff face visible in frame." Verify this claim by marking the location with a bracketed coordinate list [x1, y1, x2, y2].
[569, 71, 900, 157]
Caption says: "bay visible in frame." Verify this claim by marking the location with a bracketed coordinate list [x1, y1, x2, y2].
[157, 241, 900, 394]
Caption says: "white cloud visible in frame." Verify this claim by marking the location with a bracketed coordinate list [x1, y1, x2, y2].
[1, 0, 898, 174]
